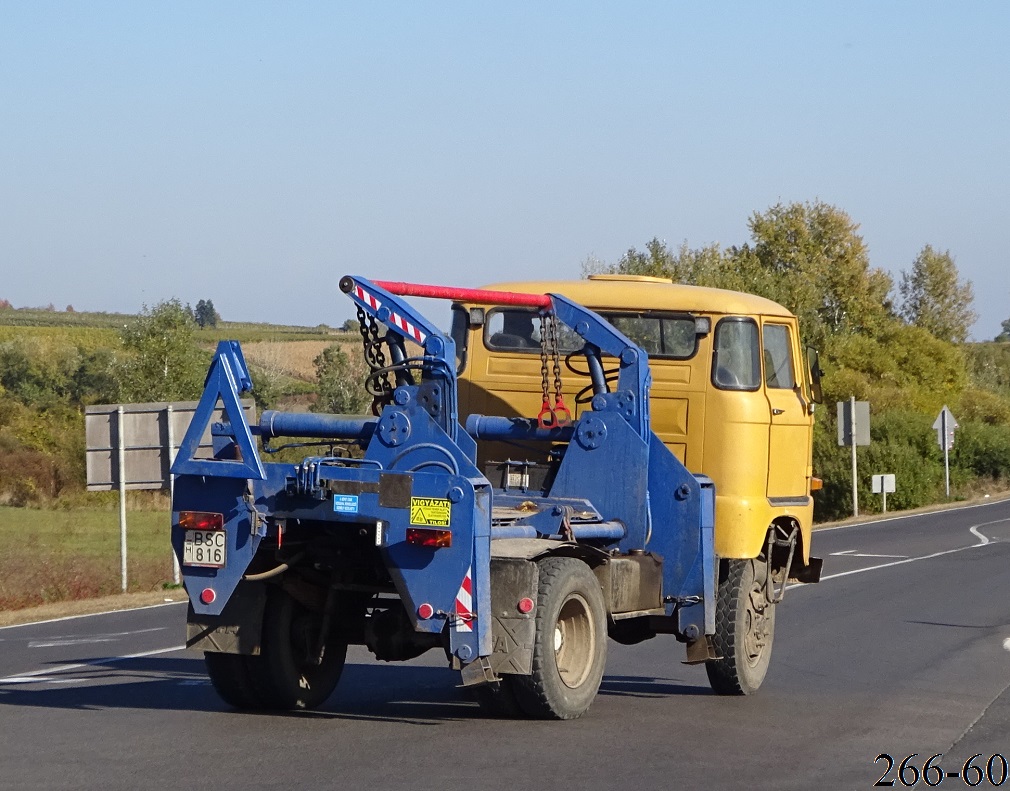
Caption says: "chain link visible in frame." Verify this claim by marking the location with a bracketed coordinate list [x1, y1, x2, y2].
[548, 316, 571, 425]
[357, 306, 394, 416]
[536, 313, 571, 428]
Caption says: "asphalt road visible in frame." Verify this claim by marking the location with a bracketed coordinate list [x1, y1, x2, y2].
[3, 499, 1010, 791]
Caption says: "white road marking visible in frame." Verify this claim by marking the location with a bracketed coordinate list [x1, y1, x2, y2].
[27, 626, 167, 649]
[820, 526, 994, 581]
[816, 498, 1010, 532]
[971, 524, 994, 545]
[1003, 638, 1010, 652]
[0, 644, 186, 685]
[829, 551, 909, 558]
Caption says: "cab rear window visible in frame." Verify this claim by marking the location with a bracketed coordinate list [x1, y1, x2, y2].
[484, 309, 699, 359]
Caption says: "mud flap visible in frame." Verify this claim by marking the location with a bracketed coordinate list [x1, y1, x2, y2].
[186, 581, 266, 655]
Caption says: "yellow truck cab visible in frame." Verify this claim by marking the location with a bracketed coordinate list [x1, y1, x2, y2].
[451, 273, 823, 694]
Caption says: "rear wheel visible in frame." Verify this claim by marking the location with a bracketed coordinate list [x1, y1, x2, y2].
[204, 651, 264, 709]
[512, 557, 607, 720]
[705, 558, 776, 695]
[248, 587, 348, 710]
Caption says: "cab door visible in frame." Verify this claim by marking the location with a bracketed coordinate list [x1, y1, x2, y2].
[762, 321, 811, 502]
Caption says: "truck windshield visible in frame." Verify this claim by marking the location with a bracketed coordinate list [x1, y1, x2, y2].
[712, 317, 760, 390]
[484, 309, 698, 359]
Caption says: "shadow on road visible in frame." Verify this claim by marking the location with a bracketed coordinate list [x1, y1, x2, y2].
[0, 655, 711, 721]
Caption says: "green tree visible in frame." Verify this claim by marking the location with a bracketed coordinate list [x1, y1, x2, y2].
[312, 344, 369, 415]
[898, 245, 977, 343]
[994, 317, 1010, 343]
[738, 201, 894, 347]
[591, 201, 893, 349]
[119, 299, 208, 402]
[193, 299, 220, 328]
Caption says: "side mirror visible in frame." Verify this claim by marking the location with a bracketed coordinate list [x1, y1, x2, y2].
[806, 346, 824, 404]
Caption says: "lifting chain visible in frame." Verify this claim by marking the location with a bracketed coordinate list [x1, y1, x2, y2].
[357, 305, 394, 416]
[537, 314, 571, 429]
[548, 314, 572, 426]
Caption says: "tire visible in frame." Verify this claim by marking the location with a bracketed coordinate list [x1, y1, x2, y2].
[511, 557, 608, 720]
[472, 676, 525, 718]
[705, 558, 776, 696]
[203, 651, 264, 710]
[248, 587, 348, 710]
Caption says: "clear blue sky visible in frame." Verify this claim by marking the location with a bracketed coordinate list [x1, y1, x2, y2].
[2, 2, 1007, 338]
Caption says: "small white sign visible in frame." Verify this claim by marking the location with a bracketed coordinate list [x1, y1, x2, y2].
[871, 474, 895, 494]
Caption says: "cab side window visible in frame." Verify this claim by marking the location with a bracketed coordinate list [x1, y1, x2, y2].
[762, 324, 795, 389]
[712, 318, 760, 390]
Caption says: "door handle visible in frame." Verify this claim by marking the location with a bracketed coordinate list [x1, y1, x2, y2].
[772, 408, 785, 415]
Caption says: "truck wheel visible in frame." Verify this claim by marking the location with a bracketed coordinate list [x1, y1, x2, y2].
[705, 558, 776, 696]
[250, 587, 347, 710]
[203, 651, 264, 709]
[512, 557, 607, 720]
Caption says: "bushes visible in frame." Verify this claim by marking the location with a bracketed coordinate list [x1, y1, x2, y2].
[0, 397, 83, 505]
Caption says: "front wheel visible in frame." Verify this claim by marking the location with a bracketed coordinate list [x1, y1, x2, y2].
[705, 558, 776, 696]
[248, 587, 348, 710]
[511, 557, 607, 720]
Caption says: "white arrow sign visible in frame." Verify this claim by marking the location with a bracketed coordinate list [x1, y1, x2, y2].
[933, 405, 958, 497]
[932, 405, 958, 451]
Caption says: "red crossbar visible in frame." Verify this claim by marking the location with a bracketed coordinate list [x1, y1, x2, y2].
[373, 280, 552, 309]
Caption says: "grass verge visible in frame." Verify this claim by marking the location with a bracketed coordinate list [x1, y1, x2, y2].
[0, 506, 177, 611]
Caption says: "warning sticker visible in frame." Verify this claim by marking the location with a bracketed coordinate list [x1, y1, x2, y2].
[410, 497, 452, 527]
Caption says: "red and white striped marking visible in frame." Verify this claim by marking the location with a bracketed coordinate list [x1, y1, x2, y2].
[353, 284, 427, 344]
[453, 566, 474, 633]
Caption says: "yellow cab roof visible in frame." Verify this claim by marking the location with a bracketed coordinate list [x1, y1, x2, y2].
[478, 274, 795, 318]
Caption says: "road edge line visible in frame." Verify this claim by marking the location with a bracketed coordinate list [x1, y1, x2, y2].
[0, 600, 188, 632]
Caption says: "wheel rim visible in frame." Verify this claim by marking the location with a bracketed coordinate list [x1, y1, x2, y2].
[743, 575, 772, 667]
[554, 593, 596, 689]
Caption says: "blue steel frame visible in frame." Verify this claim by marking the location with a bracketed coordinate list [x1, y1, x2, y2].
[171, 276, 717, 669]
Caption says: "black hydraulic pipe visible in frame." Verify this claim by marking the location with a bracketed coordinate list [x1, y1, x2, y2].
[585, 346, 608, 396]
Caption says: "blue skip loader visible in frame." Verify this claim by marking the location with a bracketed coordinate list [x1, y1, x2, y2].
[171, 276, 716, 719]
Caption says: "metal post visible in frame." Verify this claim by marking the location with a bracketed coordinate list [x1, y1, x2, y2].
[167, 404, 181, 585]
[943, 408, 950, 498]
[117, 406, 128, 593]
[882, 487, 887, 513]
[850, 396, 859, 517]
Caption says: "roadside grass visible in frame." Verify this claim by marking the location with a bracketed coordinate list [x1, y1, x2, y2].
[0, 506, 176, 610]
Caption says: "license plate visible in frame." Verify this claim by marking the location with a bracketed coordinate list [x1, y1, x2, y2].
[183, 529, 226, 568]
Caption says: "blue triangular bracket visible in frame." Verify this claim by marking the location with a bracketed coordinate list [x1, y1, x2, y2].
[171, 341, 265, 480]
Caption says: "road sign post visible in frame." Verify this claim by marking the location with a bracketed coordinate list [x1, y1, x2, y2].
[932, 405, 959, 498]
[872, 473, 896, 513]
[838, 398, 871, 517]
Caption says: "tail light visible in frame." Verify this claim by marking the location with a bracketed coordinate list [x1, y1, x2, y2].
[406, 527, 452, 548]
[179, 511, 224, 531]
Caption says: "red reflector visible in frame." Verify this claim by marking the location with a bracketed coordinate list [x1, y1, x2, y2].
[200, 588, 216, 605]
[518, 597, 535, 614]
[417, 603, 435, 620]
[179, 511, 224, 531]
[406, 527, 452, 548]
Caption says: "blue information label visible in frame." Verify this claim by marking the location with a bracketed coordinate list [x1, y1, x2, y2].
[333, 494, 359, 514]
